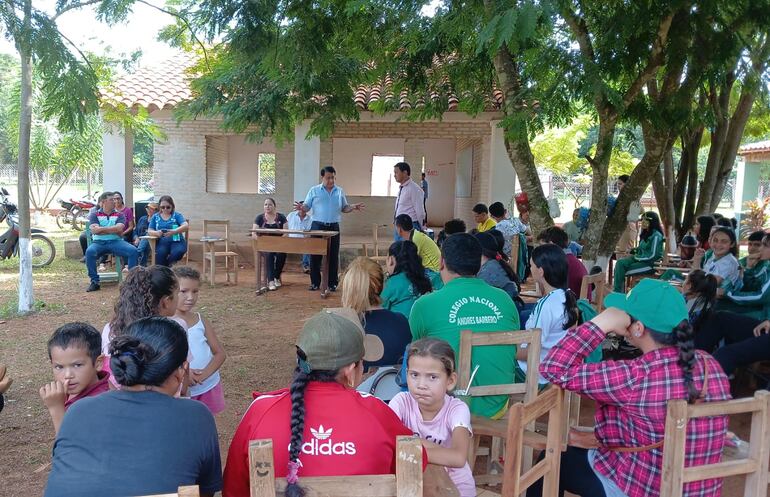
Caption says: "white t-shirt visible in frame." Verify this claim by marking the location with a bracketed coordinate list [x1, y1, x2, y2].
[286, 210, 313, 238]
[520, 289, 569, 384]
[702, 253, 740, 289]
[389, 392, 476, 497]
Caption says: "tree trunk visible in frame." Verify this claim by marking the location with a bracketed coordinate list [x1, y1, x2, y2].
[597, 123, 672, 258]
[17, 0, 33, 314]
[491, 44, 553, 236]
[580, 111, 617, 267]
[696, 76, 733, 216]
[710, 89, 756, 212]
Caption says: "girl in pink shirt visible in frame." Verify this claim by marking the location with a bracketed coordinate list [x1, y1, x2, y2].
[389, 339, 476, 497]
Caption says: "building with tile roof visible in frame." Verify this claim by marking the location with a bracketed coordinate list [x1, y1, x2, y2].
[99, 53, 539, 237]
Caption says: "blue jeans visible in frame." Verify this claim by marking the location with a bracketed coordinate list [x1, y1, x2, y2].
[137, 238, 151, 266]
[86, 239, 138, 284]
[394, 221, 422, 241]
[155, 237, 187, 267]
[301, 254, 311, 268]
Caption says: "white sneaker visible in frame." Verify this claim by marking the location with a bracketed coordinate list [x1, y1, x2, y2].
[98, 263, 107, 272]
[268, 280, 277, 291]
[274, 278, 282, 288]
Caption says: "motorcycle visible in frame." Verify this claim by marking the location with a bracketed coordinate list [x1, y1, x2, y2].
[0, 187, 56, 267]
[55, 192, 97, 231]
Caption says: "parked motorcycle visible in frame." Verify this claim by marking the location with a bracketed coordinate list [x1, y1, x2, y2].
[0, 188, 56, 267]
[55, 192, 97, 231]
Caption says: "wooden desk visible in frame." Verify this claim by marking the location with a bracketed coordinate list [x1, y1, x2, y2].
[139, 235, 159, 266]
[424, 464, 460, 497]
[250, 228, 338, 297]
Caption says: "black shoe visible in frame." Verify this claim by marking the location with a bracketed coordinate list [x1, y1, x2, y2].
[308, 284, 319, 291]
[86, 282, 100, 292]
[329, 285, 337, 292]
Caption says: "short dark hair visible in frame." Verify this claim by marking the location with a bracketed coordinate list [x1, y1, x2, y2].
[441, 233, 481, 276]
[394, 162, 411, 175]
[320, 166, 336, 176]
[472, 203, 488, 215]
[421, 172, 425, 178]
[618, 175, 629, 183]
[395, 214, 414, 232]
[537, 226, 569, 249]
[47, 322, 102, 362]
[173, 266, 201, 281]
[98, 191, 114, 202]
[109, 317, 189, 387]
[444, 219, 466, 235]
[748, 230, 765, 242]
[488, 202, 506, 218]
[716, 217, 732, 228]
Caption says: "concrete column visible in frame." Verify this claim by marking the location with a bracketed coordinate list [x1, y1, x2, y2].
[734, 157, 760, 223]
[102, 124, 134, 206]
[489, 121, 517, 208]
[293, 121, 321, 202]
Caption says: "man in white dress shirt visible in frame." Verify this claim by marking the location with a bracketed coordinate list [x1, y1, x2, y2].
[393, 162, 425, 240]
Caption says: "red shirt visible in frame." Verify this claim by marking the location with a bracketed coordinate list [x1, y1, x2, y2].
[64, 371, 110, 409]
[540, 322, 731, 497]
[223, 382, 418, 497]
[565, 252, 588, 298]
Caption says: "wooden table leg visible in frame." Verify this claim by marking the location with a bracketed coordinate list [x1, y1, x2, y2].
[320, 238, 330, 299]
[208, 243, 216, 286]
[254, 238, 266, 295]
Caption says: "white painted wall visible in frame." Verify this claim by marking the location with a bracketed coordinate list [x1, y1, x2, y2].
[227, 136, 277, 194]
[332, 138, 405, 195]
[293, 121, 321, 202]
[421, 139, 456, 225]
[489, 121, 517, 207]
[102, 125, 134, 205]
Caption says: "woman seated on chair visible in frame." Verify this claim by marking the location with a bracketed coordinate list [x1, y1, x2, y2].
[661, 227, 741, 293]
[612, 211, 664, 292]
[44, 317, 222, 497]
[343, 256, 412, 370]
[147, 195, 189, 267]
[223, 310, 417, 497]
[253, 197, 288, 291]
[381, 240, 442, 318]
[528, 279, 731, 497]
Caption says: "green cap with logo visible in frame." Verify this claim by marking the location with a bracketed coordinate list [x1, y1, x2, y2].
[296, 308, 384, 372]
[603, 278, 688, 333]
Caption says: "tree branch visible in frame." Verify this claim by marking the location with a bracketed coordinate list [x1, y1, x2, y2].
[54, 25, 96, 75]
[621, 11, 675, 108]
[559, 2, 596, 64]
[134, 0, 211, 70]
[51, 0, 102, 21]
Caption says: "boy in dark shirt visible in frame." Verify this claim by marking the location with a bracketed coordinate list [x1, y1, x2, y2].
[39, 323, 108, 434]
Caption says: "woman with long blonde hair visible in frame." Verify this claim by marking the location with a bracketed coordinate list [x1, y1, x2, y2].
[342, 257, 411, 370]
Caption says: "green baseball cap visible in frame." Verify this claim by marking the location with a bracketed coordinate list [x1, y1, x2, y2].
[603, 278, 688, 333]
[296, 308, 384, 372]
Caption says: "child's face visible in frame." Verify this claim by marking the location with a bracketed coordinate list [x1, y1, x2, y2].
[572, 210, 579, 221]
[710, 232, 733, 257]
[407, 355, 457, 413]
[530, 258, 545, 285]
[177, 277, 200, 313]
[50, 346, 103, 398]
[747, 240, 763, 255]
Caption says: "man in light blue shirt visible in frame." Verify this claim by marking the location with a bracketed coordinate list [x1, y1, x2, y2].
[295, 166, 364, 291]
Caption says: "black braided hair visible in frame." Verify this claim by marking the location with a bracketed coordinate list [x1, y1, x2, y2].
[650, 320, 699, 404]
[286, 350, 340, 497]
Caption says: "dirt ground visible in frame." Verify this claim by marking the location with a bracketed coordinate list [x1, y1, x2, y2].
[0, 228, 757, 496]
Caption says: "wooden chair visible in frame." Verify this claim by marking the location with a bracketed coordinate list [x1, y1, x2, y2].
[362, 223, 391, 263]
[247, 436, 431, 497]
[473, 387, 565, 497]
[660, 390, 770, 497]
[202, 220, 239, 285]
[139, 486, 199, 497]
[579, 271, 607, 311]
[457, 328, 542, 484]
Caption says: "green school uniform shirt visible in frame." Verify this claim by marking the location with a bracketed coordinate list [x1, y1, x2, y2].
[409, 277, 520, 418]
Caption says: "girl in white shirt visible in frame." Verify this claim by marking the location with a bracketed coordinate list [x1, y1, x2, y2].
[518, 243, 579, 384]
[174, 266, 227, 414]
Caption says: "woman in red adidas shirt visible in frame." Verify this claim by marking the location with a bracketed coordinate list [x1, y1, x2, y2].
[223, 309, 413, 497]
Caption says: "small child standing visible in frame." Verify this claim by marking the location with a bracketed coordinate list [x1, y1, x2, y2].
[39, 322, 109, 434]
[173, 266, 227, 414]
[389, 339, 476, 497]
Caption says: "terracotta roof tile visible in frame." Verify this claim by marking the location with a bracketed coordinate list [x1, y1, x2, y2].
[101, 53, 504, 112]
[738, 140, 770, 156]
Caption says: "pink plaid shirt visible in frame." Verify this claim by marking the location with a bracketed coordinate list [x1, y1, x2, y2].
[540, 321, 731, 497]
